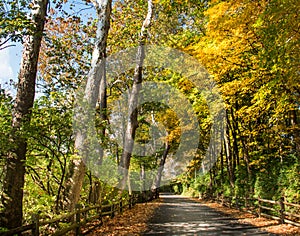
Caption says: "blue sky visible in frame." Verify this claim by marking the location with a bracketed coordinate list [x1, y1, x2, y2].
[0, 48, 14, 84]
[0, 43, 22, 94]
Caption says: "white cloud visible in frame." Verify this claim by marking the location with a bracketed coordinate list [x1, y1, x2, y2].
[0, 48, 14, 84]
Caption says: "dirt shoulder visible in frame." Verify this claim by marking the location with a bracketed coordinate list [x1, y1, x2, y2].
[84, 199, 162, 236]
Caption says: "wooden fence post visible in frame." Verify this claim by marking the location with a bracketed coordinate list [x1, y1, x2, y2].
[119, 199, 123, 214]
[235, 196, 239, 209]
[111, 200, 115, 218]
[75, 204, 81, 236]
[258, 197, 261, 217]
[32, 212, 40, 236]
[279, 197, 285, 224]
[230, 196, 232, 207]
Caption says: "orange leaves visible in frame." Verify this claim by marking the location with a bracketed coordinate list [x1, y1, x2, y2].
[46, 17, 81, 34]
[38, 15, 93, 87]
[156, 108, 181, 143]
[84, 201, 161, 235]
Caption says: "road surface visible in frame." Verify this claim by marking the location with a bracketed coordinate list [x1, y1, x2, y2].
[143, 194, 276, 236]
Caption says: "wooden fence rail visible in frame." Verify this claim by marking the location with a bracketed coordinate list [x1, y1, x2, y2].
[0, 194, 140, 236]
[215, 195, 300, 227]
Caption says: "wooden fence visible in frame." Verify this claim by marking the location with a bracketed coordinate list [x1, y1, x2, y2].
[0, 194, 140, 236]
[215, 195, 300, 227]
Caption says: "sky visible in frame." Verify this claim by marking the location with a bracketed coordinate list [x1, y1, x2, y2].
[0, 44, 22, 95]
[0, 48, 14, 83]
[0, 47, 17, 84]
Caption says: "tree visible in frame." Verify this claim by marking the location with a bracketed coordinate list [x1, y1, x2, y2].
[0, 0, 48, 229]
[64, 0, 112, 212]
[107, 0, 210, 195]
[183, 0, 300, 201]
[119, 0, 154, 190]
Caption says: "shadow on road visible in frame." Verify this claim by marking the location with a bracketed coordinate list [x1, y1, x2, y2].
[142, 193, 277, 236]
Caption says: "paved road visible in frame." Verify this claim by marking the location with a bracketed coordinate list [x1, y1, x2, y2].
[143, 194, 277, 236]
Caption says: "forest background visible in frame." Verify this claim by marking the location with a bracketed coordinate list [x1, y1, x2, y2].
[0, 0, 299, 231]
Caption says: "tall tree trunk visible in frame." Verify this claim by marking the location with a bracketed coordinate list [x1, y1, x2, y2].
[240, 136, 252, 194]
[151, 142, 170, 198]
[88, 15, 110, 205]
[97, 65, 108, 165]
[119, 0, 153, 190]
[224, 126, 234, 188]
[225, 112, 235, 185]
[0, 0, 48, 229]
[290, 108, 300, 153]
[220, 145, 224, 185]
[140, 162, 146, 193]
[230, 106, 239, 167]
[65, 0, 112, 212]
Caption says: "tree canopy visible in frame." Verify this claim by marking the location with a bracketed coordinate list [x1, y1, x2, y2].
[0, 0, 299, 232]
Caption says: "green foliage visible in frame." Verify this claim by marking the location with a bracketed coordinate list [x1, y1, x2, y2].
[23, 93, 74, 218]
[1, 0, 299, 230]
[191, 174, 211, 197]
[254, 172, 277, 200]
[0, 0, 34, 49]
[234, 166, 252, 197]
[0, 90, 13, 155]
[0, 90, 13, 192]
[277, 155, 300, 202]
[23, 178, 57, 220]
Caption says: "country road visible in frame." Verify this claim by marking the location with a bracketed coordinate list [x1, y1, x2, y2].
[143, 194, 277, 236]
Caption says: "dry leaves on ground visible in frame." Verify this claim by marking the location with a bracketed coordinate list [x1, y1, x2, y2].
[84, 199, 161, 236]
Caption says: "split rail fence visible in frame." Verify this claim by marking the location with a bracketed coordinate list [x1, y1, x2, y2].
[0, 194, 140, 236]
[214, 195, 300, 227]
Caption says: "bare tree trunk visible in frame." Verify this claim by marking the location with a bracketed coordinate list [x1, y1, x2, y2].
[290, 108, 300, 153]
[127, 174, 132, 195]
[225, 112, 235, 186]
[0, 0, 48, 229]
[140, 163, 146, 193]
[119, 0, 153, 190]
[230, 106, 240, 167]
[151, 142, 170, 198]
[65, 0, 112, 212]
[224, 127, 234, 188]
[97, 65, 108, 165]
[220, 145, 224, 185]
